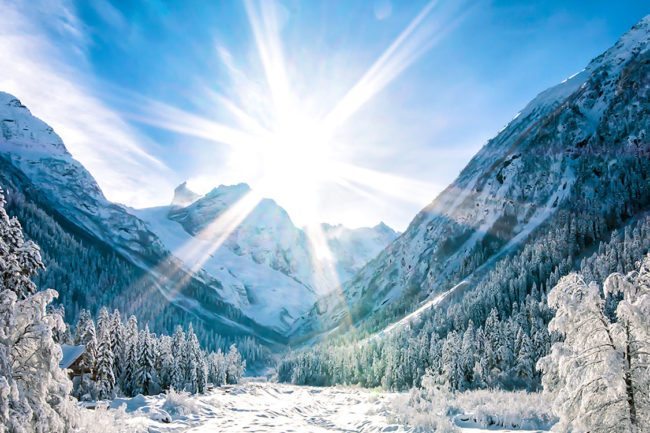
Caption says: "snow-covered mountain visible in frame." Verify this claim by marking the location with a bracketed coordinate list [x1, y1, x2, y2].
[0, 89, 397, 341]
[132, 183, 397, 334]
[291, 16, 650, 339]
[321, 222, 398, 283]
[0, 93, 167, 268]
[167, 183, 315, 287]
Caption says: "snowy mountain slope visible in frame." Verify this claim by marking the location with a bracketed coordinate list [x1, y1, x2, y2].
[133, 185, 398, 333]
[291, 15, 650, 339]
[321, 222, 398, 283]
[0, 91, 289, 343]
[0, 92, 166, 269]
[132, 205, 317, 333]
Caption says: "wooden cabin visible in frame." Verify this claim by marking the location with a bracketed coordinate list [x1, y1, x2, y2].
[59, 344, 86, 378]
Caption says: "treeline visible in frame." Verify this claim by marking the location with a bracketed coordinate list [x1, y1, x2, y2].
[279, 294, 550, 391]
[68, 308, 245, 401]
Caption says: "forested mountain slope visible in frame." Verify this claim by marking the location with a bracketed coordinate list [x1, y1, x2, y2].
[291, 16, 650, 342]
[0, 91, 286, 350]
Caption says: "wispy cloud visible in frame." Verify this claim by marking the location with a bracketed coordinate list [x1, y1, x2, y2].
[0, 0, 174, 207]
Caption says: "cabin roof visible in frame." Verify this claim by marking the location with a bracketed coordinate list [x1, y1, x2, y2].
[60, 344, 85, 369]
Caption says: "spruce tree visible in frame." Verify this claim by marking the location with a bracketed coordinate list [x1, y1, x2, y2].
[136, 325, 157, 395]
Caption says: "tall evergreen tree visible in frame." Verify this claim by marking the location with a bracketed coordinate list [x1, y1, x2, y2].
[121, 315, 139, 396]
[95, 325, 115, 399]
[136, 325, 157, 395]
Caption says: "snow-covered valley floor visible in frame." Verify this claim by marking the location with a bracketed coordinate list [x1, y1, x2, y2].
[99, 381, 550, 433]
[110, 381, 405, 432]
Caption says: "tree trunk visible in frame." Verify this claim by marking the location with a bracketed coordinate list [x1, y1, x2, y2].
[625, 325, 638, 431]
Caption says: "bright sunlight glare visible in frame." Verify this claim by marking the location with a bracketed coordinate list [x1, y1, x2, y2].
[115, 0, 466, 230]
[118, 0, 467, 311]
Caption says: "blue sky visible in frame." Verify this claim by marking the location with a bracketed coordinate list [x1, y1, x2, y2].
[0, 0, 647, 230]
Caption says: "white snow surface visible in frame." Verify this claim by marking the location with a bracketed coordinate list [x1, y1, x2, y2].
[106, 381, 408, 433]
[95, 382, 550, 433]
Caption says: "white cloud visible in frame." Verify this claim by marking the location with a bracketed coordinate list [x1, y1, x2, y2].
[0, 0, 175, 207]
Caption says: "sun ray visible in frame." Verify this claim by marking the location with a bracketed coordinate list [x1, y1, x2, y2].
[244, 0, 292, 117]
[119, 1, 476, 331]
[332, 161, 440, 206]
[209, 91, 270, 135]
[125, 96, 264, 150]
[125, 190, 263, 312]
[175, 189, 263, 274]
[304, 222, 355, 332]
[304, 223, 340, 295]
[322, 0, 468, 133]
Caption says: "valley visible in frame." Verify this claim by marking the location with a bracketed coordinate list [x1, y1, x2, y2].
[0, 4, 648, 433]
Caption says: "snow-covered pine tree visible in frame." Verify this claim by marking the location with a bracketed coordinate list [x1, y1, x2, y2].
[170, 354, 184, 391]
[73, 309, 92, 345]
[185, 325, 202, 392]
[226, 344, 245, 385]
[136, 324, 157, 395]
[170, 326, 186, 390]
[95, 322, 115, 400]
[74, 310, 97, 378]
[196, 350, 208, 394]
[207, 350, 227, 386]
[0, 187, 76, 431]
[96, 307, 110, 339]
[157, 335, 174, 390]
[110, 309, 124, 386]
[515, 328, 535, 386]
[461, 322, 477, 387]
[441, 331, 463, 390]
[121, 315, 139, 396]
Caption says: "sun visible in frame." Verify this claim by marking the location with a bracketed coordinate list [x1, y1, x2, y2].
[249, 110, 335, 225]
[263, 114, 332, 186]
[134, 0, 453, 229]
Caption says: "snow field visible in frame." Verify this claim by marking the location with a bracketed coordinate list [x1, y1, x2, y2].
[88, 381, 408, 432]
[81, 381, 556, 433]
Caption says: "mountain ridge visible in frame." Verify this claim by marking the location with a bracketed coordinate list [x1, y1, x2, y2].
[290, 14, 650, 341]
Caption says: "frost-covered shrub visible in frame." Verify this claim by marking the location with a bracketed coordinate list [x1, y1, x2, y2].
[389, 375, 459, 432]
[451, 389, 555, 430]
[162, 388, 201, 417]
[390, 374, 555, 431]
[75, 403, 134, 433]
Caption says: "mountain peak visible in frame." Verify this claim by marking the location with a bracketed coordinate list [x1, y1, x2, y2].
[171, 181, 200, 208]
[0, 92, 31, 114]
[205, 182, 251, 199]
[373, 221, 396, 235]
[0, 91, 68, 156]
